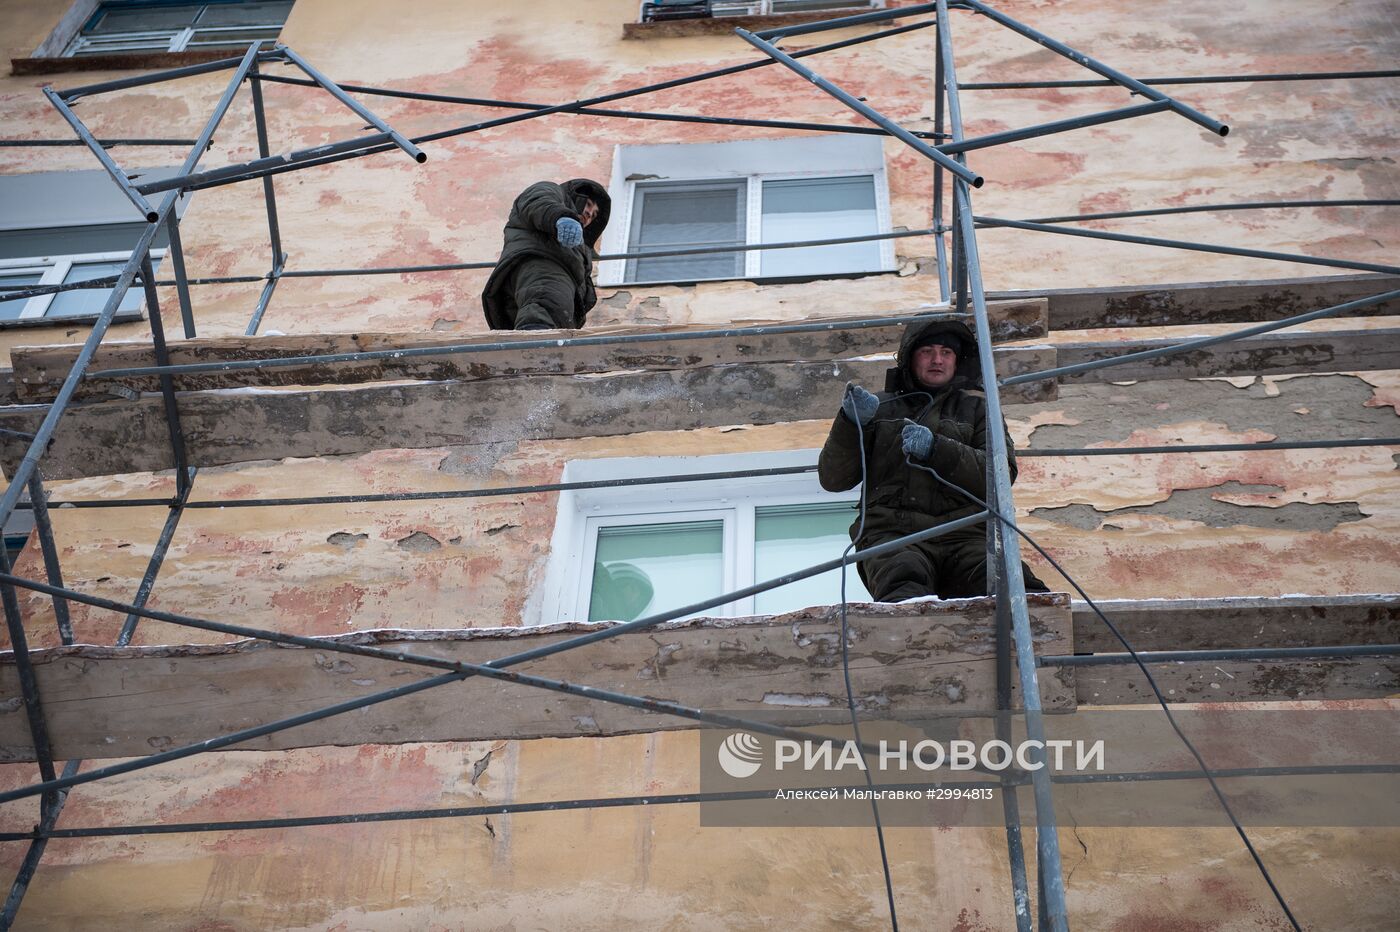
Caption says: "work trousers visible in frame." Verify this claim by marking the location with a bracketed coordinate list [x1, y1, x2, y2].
[509, 257, 577, 330]
[857, 523, 1050, 601]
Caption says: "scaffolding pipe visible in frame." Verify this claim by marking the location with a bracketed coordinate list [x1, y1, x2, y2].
[937, 0, 1068, 924]
[736, 27, 982, 187]
[1002, 287, 1400, 386]
[954, 0, 1228, 137]
[23, 472, 71, 647]
[250, 72, 950, 141]
[958, 68, 1400, 90]
[1039, 644, 1400, 667]
[275, 45, 425, 163]
[976, 215, 1400, 277]
[0, 510, 990, 806]
[114, 469, 196, 647]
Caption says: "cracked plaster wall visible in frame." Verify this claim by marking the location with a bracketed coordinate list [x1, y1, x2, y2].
[0, 0, 1397, 928]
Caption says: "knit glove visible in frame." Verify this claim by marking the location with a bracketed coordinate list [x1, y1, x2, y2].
[841, 383, 880, 425]
[556, 217, 584, 248]
[901, 420, 934, 460]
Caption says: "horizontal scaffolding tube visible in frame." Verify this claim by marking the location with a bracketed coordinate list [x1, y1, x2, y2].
[0, 511, 990, 806]
[1001, 287, 1400, 386]
[1039, 644, 1400, 667]
[15, 438, 1400, 512]
[0, 778, 999, 841]
[0, 138, 197, 148]
[250, 73, 949, 141]
[954, 0, 1227, 136]
[56, 50, 278, 100]
[1025, 199, 1400, 225]
[2, 227, 940, 301]
[6, 762, 1397, 842]
[89, 308, 952, 381]
[756, 1, 937, 38]
[736, 28, 982, 187]
[938, 100, 1169, 155]
[975, 214, 1400, 277]
[958, 69, 1400, 90]
[171, 22, 939, 193]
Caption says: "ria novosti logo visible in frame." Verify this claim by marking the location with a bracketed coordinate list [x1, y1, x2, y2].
[717, 732, 764, 778]
[715, 731, 1105, 779]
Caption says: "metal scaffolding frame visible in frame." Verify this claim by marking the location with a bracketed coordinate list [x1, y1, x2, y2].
[0, 2, 1395, 928]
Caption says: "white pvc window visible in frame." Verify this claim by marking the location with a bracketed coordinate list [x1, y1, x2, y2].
[64, 1, 293, 56]
[542, 451, 874, 624]
[711, 1, 881, 15]
[602, 135, 895, 286]
[0, 251, 161, 321]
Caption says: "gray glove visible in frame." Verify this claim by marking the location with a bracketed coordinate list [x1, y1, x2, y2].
[841, 383, 879, 425]
[556, 217, 584, 247]
[901, 419, 934, 460]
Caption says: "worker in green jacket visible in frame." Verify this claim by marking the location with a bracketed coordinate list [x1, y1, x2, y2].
[818, 317, 1049, 601]
[481, 179, 611, 331]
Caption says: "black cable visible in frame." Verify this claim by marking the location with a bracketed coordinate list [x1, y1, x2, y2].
[840, 386, 899, 931]
[899, 446, 1303, 932]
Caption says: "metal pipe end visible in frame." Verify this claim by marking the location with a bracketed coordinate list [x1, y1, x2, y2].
[145, 210, 160, 223]
[971, 174, 985, 188]
[414, 152, 428, 163]
[1217, 124, 1231, 137]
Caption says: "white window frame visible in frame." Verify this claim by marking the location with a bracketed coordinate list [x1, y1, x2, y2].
[599, 134, 896, 287]
[534, 450, 871, 625]
[63, 3, 290, 57]
[0, 249, 163, 320]
[711, 0, 882, 15]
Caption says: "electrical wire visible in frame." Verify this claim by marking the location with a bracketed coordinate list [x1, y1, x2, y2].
[898, 446, 1303, 932]
[840, 386, 899, 931]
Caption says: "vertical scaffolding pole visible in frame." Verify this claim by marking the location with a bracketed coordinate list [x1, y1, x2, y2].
[139, 255, 190, 498]
[115, 468, 196, 647]
[24, 472, 72, 647]
[936, 2, 1069, 929]
[246, 58, 288, 338]
[163, 213, 198, 339]
[931, 24, 951, 304]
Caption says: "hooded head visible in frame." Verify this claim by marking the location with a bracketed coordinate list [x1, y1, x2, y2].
[562, 178, 611, 248]
[887, 317, 980, 394]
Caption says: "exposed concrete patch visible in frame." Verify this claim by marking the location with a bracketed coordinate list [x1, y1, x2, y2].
[1018, 375, 1397, 449]
[327, 532, 368, 550]
[396, 531, 442, 552]
[1032, 481, 1367, 532]
[599, 291, 631, 309]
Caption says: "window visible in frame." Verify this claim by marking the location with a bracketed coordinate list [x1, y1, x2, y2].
[63, 1, 294, 57]
[0, 170, 190, 326]
[640, 1, 881, 23]
[539, 451, 874, 625]
[600, 134, 894, 285]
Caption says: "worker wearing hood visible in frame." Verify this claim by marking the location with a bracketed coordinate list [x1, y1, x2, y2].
[482, 179, 611, 330]
[818, 316, 1048, 601]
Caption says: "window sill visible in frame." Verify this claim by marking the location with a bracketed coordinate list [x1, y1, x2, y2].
[0, 311, 144, 331]
[623, 10, 877, 39]
[602, 266, 900, 289]
[11, 49, 238, 78]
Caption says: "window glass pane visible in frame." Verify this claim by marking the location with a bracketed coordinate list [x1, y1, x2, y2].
[589, 520, 723, 622]
[754, 502, 871, 614]
[0, 272, 43, 322]
[186, 28, 282, 49]
[628, 182, 745, 282]
[760, 175, 880, 277]
[196, 1, 294, 26]
[47, 260, 148, 319]
[88, 4, 204, 33]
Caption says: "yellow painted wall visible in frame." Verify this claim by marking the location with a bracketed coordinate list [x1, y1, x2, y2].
[0, 0, 1396, 928]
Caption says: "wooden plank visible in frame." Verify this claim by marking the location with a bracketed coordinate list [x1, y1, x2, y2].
[989, 273, 1400, 331]
[1057, 327, 1400, 384]
[0, 596, 1074, 762]
[1076, 656, 1400, 705]
[1071, 594, 1400, 654]
[0, 349, 1058, 480]
[9, 300, 1049, 403]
